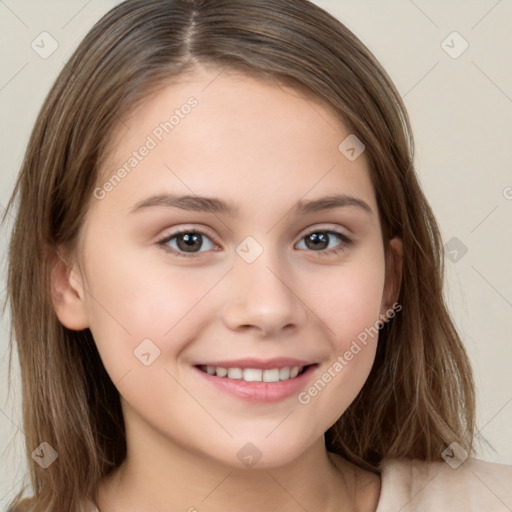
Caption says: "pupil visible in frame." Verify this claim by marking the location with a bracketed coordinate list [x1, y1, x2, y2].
[179, 233, 201, 252]
[307, 232, 328, 250]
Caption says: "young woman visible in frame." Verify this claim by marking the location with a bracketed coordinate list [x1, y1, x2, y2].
[3, 1, 511, 511]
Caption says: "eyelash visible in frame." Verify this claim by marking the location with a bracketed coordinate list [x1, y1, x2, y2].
[156, 228, 353, 259]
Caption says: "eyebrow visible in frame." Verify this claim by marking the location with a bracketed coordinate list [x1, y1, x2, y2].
[129, 193, 373, 216]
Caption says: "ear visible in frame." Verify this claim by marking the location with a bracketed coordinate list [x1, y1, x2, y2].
[50, 247, 90, 330]
[380, 236, 403, 314]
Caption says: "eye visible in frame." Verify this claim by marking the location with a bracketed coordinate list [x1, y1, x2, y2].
[295, 229, 352, 255]
[156, 229, 218, 258]
[156, 227, 352, 259]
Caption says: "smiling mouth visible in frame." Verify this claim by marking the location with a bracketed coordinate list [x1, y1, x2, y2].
[196, 364, 314, 382]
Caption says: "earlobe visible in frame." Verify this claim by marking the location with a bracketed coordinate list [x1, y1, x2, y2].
[50, 248, 90, 330]
[381, 236, 403, 312]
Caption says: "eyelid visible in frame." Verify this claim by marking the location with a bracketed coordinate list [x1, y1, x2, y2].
[298, 223, 352, 239]
[156, 224, 218, 244]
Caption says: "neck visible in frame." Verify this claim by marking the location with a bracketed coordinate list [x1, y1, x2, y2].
[95, 410, 365, 512]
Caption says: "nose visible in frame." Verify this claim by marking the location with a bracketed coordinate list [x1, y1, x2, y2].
[221, 249, 307, 337]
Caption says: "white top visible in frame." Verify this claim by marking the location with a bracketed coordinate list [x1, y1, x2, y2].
[375, 457, 512, 511]
[83, 457, 512, 511]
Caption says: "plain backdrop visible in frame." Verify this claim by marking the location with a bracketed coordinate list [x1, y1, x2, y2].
[1, 0, 511, 507]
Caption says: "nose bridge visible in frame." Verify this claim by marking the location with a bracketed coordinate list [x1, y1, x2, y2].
[221, 236, 305, 335]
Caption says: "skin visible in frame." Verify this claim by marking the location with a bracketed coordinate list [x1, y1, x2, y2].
[52, 64, 402, 512]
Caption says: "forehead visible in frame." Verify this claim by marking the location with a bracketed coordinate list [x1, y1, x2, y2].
[94, 66, 376, 219]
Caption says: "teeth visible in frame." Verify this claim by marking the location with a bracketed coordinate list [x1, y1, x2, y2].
[263, 368, 280, 382]
[216, 367, 228, 377]
[227, 368, 243, 379]
[201, 365, 304, 381]
[279, 367, 290, 380]
[243, 368, 263, 382]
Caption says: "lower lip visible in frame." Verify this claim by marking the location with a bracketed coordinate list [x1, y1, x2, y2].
[193, 365, 318, 402]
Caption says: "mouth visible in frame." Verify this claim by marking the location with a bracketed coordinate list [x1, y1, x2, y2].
[196, 364, 311, 382]
[193, 361, 319, 402]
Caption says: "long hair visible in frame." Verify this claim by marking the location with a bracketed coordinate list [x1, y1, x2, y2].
[3, 1, 475, 510]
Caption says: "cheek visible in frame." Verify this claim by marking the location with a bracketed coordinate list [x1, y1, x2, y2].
[294, 252, 385, 422]
[305, 250, 386, 350]
[330, 270, 384, 351]
[81, 245, 222, 380]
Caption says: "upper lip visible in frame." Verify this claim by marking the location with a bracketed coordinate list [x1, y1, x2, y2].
[194, 358, 316, 369]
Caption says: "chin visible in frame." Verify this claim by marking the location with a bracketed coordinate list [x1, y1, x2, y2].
[211, 434, 317, 470]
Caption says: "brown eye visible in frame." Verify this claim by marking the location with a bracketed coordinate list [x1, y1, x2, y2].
[157, 230, 217, 257]
[296, 230, 352, 254]
[175, 232, 203, 252]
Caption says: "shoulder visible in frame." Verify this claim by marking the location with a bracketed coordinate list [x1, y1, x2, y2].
[375, 456, 512, 512]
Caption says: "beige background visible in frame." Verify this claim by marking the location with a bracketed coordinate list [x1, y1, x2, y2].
[1, 0, 511, 506]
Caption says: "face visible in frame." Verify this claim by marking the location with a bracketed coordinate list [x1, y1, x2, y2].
[56, 65, 401, 469]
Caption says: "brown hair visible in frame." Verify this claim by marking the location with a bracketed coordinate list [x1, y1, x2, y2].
[3, 0, 476, 510]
